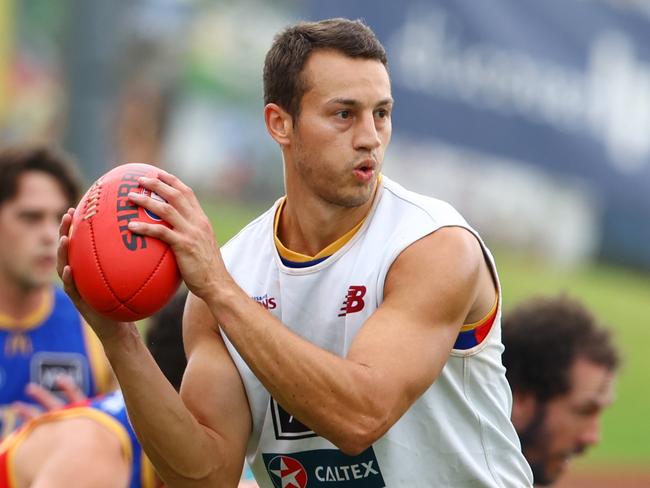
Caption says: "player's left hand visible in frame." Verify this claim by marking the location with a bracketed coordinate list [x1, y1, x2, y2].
[58, 209, 136, 342]
[127, 171, 231, 301]
[12, 375, 88, 422]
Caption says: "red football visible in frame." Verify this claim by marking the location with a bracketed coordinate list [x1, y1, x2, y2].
[68, 163, 181, 321]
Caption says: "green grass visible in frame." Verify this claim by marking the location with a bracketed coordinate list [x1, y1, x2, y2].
[202, 199, 271, 244]
[205, 201, 650, 466]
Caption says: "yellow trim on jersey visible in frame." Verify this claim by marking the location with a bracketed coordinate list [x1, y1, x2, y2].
[274, 175, 381, 263]
[460, 295, 499, 332]
[82, 319, 113, 393]
[141, 453, 157, 488]
[5, 421, 31, 488]
[0, 407, 18, 439]
[0, 288, 53, 331]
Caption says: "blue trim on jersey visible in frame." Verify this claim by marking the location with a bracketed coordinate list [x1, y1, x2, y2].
[90, 391, 144, 488]
[453, 330, 479, 350]
[280, 255, 329, 268]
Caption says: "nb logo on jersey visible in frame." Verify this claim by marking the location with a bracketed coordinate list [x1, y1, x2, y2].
[338, 285, 366, 317]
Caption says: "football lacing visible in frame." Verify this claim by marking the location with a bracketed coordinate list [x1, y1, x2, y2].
[83, 178, 103, 221]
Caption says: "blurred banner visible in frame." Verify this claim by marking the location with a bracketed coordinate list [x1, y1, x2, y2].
[306, 0, 650, 268]
[0, 0, 13, 123]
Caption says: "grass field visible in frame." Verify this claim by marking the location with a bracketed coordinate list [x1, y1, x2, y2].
[205, 199, 650, 468]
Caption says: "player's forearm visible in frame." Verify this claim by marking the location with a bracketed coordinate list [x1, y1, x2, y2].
[100, 325, 232, 484]
[205, 283, 396, 454]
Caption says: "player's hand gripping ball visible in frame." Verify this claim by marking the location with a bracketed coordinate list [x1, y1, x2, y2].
[68, 163, 181, 321]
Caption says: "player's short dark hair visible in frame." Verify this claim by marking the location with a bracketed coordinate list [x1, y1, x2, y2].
[146, 290, 188, 392]
[502, 295, 620, 402]
[263, 18, 388, 120]
[0, 144, 82, 208]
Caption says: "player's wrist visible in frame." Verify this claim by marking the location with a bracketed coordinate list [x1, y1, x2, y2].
[200, 276, 241, 316]
[97, 321, 139, 349]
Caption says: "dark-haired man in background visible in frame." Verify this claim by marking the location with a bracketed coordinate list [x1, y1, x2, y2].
[503, 295, 620, 486]
[0, 145, 112, 438]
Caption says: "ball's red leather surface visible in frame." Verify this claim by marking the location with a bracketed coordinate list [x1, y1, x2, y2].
[68, 163, 181, 321]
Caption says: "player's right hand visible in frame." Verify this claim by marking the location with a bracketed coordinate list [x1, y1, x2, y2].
[57, 209, 136, 341]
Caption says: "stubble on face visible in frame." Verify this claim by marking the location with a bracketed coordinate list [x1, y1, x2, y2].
[291, 128, 380, 209]
[284, 50, 390, 211]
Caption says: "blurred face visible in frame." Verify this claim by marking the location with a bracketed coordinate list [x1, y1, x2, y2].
[287, 49, 393, 208]
[0, 171, 69, 291]
[519, 358, 616, 485]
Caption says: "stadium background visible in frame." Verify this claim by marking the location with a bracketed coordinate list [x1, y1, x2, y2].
[1, 0, 649, 485]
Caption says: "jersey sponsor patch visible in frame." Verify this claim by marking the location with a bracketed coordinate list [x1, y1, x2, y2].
[263, 447, 385, 487]
[29, 352, 89, 397]
[270, 398, 316, 440]
[252, 293, 277, 310]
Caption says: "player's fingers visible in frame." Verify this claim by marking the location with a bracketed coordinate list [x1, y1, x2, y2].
[127, 220, 176, 244]
[141, 173, 199, 215]
[55, 375, 87, 403]
[25, 383, 64, 410]
[10, 402, 42, 422]
[157, 170, 192, 194]
[59, 209, 74, 239]
[61, 263, 84, 306]
[127, 191, 182, 226]
[136, 175, 189, 212]
[56, 235, 70, 278]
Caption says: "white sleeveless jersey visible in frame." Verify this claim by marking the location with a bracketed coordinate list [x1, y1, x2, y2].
[220, 176, 533, 488]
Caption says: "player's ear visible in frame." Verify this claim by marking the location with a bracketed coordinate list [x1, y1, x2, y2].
[511, 390, 538, 429]
[265, 103, 293, 146]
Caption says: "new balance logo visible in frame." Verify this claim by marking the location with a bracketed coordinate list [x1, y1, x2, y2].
[338, 285, 366, 317]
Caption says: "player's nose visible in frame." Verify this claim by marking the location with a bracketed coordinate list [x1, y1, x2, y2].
[579, 416, 602, 447]
[353, 113, 381, 151]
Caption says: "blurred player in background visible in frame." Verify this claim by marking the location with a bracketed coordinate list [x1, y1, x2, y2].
[0, 291, 187, 488]
[503, 295, 620, 486]
[0, 290, 258, 488]
[0, 144, 112, 437]
[58, 18, 532, 486]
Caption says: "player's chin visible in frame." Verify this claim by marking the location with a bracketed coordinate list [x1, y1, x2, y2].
[22, 272, 52, 290]
[544, 456, 572, 484]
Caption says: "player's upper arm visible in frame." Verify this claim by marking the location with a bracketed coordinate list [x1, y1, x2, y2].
[180, 292, 252, 485]
[347, 226, 488, 430]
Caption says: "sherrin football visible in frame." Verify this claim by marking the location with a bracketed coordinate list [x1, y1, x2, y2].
[68, 163, 181, 321]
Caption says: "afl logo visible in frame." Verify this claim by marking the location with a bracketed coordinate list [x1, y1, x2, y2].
[267, 455, 308, 488]
[139, 188, 165, 221]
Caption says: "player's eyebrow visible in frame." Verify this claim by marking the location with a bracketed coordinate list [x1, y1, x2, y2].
[327, 97, 394, 108]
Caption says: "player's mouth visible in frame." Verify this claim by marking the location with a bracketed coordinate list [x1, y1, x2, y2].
[353, 159, 376, 183]
[34, 255, 56, 268]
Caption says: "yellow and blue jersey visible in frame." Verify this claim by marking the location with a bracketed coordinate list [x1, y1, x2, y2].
[0, 287, 111, 436]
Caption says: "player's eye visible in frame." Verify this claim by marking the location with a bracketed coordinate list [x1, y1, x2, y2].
[336, 110, 351, 119]
[375, 108, 390, 119]
[18, 212, 43, 224]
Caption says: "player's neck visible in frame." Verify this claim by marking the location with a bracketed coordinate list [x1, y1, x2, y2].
[0, 275, 50, 320]
[279, 189, 375, 258]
